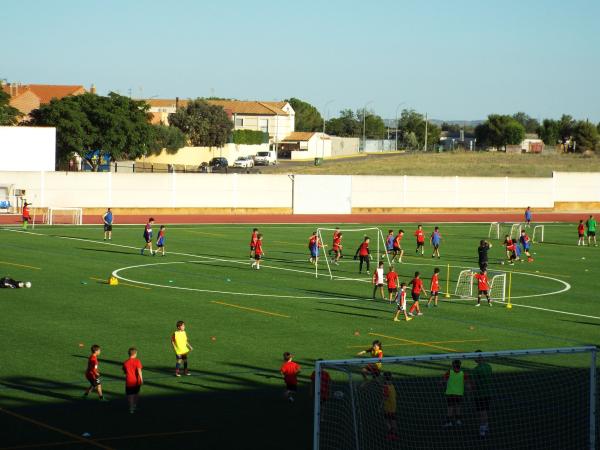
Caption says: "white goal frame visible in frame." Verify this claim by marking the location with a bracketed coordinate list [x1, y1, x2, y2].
[532, 224, 545, 243]
[454, 269, 507, 303]
[315, 227, 391, 279]
[488, 222, 500, 239]
[43, 207, 83, 225]
[313, 346, 597, 450]
[510, 223, 522, 239]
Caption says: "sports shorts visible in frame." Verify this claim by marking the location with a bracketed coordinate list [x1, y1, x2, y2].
[446, 395, 463, 406]
[588, 230, 596, 237]
[388, 287, 398, 294]
[431, 290, 439, 296]
[104, 224, 112, 232]
[411, 292, 420, 301]
[86, 375, 101, 387]
[479, 290, 489, 296]
[125, 385, 141, 395]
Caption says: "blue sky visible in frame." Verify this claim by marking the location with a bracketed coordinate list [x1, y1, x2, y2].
[2, 0, 599, 121]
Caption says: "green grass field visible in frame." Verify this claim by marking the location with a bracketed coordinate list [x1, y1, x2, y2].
[0, 223, 598, 449]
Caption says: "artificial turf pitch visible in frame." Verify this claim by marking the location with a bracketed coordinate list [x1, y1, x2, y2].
[0, 223, 598, 449]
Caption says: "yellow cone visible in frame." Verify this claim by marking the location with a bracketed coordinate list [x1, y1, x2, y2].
[108, 276, 119, 286]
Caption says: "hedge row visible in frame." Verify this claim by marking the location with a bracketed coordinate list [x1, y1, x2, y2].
[231, 130, 269, 145]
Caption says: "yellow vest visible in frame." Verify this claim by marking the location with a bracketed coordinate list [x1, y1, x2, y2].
[445, 370, 465, 396]
[172, 330, 189, 355]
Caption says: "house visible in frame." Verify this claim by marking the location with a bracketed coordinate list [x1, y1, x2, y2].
[146, 98, 295, 144]
[1, 82, 88, 116]
[440, 130, 477, 151]
[279, 132, 331, 160]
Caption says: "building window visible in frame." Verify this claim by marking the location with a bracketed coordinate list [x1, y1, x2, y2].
[235, 117, 244, 127]
[259, 118, 268, 133]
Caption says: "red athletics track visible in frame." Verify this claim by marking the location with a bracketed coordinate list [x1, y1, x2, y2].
[0, 212, 590, 225]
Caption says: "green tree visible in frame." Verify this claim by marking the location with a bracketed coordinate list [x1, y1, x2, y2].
[325, 109, 361, 137]
[512, 112, 539, 134]
[441, 122, 461, 133]
[475, 114, 525, 149]
[151, 124, 187, 155]
[286, 98, 323, 132]
[0, 89, 21, 125]
[572, 120, 599, 152]
[537, 119, 560, 145]
[357, 109, 386, 139]
[558, 114, 575, 143]
[169, 99, 233, 147]
[397, 109, 441, 150]
[27, 92, 178, 170]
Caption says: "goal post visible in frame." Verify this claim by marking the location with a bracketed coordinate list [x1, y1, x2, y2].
[532, 225, 545, 243]
[454, 269, 507, 303]
[488, 222, 500, 239]
[510, 223, 522, 239]
[44, 207, 83, 225]
[315, 227, 391, 279]
[313, 346, 597, 450]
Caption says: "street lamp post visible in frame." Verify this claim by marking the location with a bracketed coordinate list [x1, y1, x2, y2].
[394, 102, 406, 151]
[322, 100, 334, 159]
[362, 100, 374, 152]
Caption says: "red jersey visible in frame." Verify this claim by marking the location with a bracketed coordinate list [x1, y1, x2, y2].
[280, 361, 301, 386]
[397, 290, 407, 307]
[332, 235, 342, 251]
[431, 273, 440, 291]
[333, 230, 341, 240]
[250, 231, 258, 246]
[474, 273, 489, 291]
[394, 233, 403, 248]
[22, 205, 31, 219]
[255, 240, 263, 256]
[578, 224, 585, 235]
[386, 271, 398, 289]
[86, 355, 99, 377]
[310, 370, 331, 401]
[123, 358, 143, 387]
[415, 229, 425, 243]
[358, 242, 369, 256]
[308, 235, 318, 248]
[411, 277, 424, 294]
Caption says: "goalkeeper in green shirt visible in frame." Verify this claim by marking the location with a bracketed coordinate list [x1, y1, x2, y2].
[472, 350, 493, 438]
[586, 215, 597, 247]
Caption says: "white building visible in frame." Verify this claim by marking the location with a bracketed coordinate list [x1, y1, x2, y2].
[279, 132, 331, 160]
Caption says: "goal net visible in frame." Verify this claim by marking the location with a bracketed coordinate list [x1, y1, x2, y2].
[313, 346, 597, 450]
[510, 223, 522, 240]
[532, 225, 545, 243]
[42, 207, 83, 225]
[454, 269, 507, 303]
[488, 222, 500, 240]
[315, 227, 391, 279]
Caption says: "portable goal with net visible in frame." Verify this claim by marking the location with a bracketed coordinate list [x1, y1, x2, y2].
[39, 207, 83, 226]
[455, 269, 507, 303]
[315, 227, 392, 279]
[532, 225, 545, 243]
[488, 223, 522, 240]
[313, 346, 597, 450]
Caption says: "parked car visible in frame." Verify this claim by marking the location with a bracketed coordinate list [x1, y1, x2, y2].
[233, 156, 254, 168]
[209, 157, 229, 171]
[254, 150, 278, 166]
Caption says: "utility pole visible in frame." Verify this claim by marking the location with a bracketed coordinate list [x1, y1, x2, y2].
[322, 100, 334, 158]
[424, 113, 428, 151]
[363, 101, 373, 152]
[395, 102, 406, 151]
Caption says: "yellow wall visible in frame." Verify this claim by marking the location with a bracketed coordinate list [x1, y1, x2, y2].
[137, 143, 269, 167]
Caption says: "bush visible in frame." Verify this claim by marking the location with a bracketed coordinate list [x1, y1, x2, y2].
[231, 130, 269, 145]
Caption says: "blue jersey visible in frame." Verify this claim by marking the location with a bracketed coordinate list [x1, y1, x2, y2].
[104, 211, 113, 224]
[431, 231, 441, 246]
[525, 210, 532, 221]
[143, 223, 153, 239]
[386, 235, 394, 250]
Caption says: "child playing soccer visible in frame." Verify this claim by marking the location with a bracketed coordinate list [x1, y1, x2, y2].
[393, 283, 412, 322]
[430, 226, 442, 258]
[524, 206, 532, 228]
[414, 225, 425, 256]
[122, 347, 143, 414]
[386, 266, 399, 303]
[392, 229, 404, 263]
[156, 225, 166, 256]
[102, 208, 113, 240]
[251, 234, 264, 269]
[280, 352, 301, 403]
[354, 236, 371, 274]
[357, 340, 383, 380]
[427, 267, 441, 307]
[171, 320, 193, 377]
[331, 232, 343, 265]
[250, 228, 259, 258]
[586, 215, 597, 246]
[308, 231, 322, 265]
[140, 218, 155, 256]
[382, 372, 399, 441]
[372, 261, 385, 300]
[519, 230, 534, 262]
[578, 220, 586, 246]
[22, 202, 31, 230]
[408, 271, 427, 317]
[473, 269, 492, 307]
[503, 235, 517, 265]
[385, 230, 395, 255]
[443, 359, 468, 427]
[83, 344, 106, 401]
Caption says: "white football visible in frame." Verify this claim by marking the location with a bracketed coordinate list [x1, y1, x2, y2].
[333, 391, 344, 400]
[25, 281, 32, 288]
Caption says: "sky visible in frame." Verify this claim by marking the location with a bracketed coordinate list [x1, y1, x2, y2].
[2, 0, 599, 122]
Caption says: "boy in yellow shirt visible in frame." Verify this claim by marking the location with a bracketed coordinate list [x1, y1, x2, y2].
[171, 321, 193, 377]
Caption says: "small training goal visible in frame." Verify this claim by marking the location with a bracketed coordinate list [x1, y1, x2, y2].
[455, 269, 507, 303]
[532, 224, 545, 243]
[40, 207, 83, 226]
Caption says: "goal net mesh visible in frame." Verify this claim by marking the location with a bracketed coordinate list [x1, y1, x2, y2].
[454, 270, 506, 303]
[313, 347, 596, 450]
[532, 225, 545, 243]
[43, 207, 83, 225]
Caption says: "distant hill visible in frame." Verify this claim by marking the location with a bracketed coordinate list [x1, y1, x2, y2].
[384, 119, 484, 127]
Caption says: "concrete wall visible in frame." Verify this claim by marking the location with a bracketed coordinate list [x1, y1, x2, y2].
[331, 137, 360, 157]
[0, 126, 56, 171]
[0, 171, 598, 213]
[137, 143, 269, 167]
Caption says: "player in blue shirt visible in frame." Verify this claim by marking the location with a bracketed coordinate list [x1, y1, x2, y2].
[385, 230, 395, 255]
[102, 208, 113, 241]
[156, 225, 166, 256]
[141, 217, 155, 256]
[524, 207, 532, 228]
[519, 230, 534, 262]
[430, 226, 442, 258]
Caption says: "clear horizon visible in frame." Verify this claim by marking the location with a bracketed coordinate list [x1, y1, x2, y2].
[2, 0, 599, 122]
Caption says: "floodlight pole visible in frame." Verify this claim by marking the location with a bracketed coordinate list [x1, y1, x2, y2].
[424, 112, 428, 151]
[322, 100, 334, 159]
[394, 102, 405, 151]
[362, 100, 373, 152]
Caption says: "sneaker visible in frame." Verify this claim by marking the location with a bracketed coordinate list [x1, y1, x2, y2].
[405, 317, 413, 321]
[475, 303, 481, 307]
[417, 312, 423, 316]
[129, 409, 135, 414]
[175, 372, 181, 377]
[140, 249, 144, 255]
[184, 371, 191, 376]
[408, 312, 414, 317]
[393, 318, 400, 322]
[488, 302, 493, 307]
[99, 397, 109, 402]
[287, 396, 295, 403]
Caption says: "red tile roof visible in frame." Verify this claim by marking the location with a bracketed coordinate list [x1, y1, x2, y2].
[2, 84, 86, 104]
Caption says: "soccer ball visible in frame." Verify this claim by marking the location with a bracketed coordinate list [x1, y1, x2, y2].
[333, 391, 345, 400]
[25, 281, 31, 288]
[500, 261, 505, 265]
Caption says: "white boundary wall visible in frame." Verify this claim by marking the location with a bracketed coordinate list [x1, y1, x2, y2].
[0, 127, 56, 172]
[0, 171, 598, 212]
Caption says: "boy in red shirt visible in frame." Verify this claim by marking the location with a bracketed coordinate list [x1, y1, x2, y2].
[122, 347, 143, 414]
[83, 344, 106, 401]
[414, 225, 425, 256]
[503, 235, 517, 265]
[22, 202, 31, 230]
[473, 269, 492, 307]
[392, 229, 404, 263]
[386, 266, 399, 303]
[331, 232, 343, 265]
[251, 234, 264, 270]
[280, 352, 301, 403]
[577, 220, 585, 246]
[249, 228, 259, 258]
[408, 271, 427, 317]
[427, 267, 441, 308]
[354, 236, 371, 274]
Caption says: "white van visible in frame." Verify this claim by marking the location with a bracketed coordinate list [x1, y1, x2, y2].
[254, 150, 277, 166]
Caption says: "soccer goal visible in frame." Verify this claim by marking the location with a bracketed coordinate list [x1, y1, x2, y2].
[454, 269, 507, 303]
[532, 224, 545, 243]
[488, 222, 500, 239]
[315, 227, 391, 279]
[42, 207, 83, 225]
[510, 223, 522, 239]
[313, 346, 597, 450]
